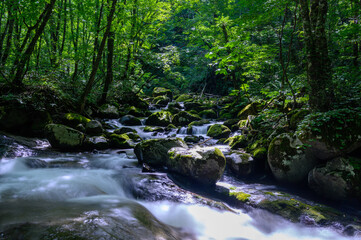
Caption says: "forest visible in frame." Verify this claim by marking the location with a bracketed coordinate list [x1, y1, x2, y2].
[0, 0, 361, 239]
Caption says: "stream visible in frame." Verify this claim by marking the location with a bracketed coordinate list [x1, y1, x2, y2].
[0, 110, 360, 239]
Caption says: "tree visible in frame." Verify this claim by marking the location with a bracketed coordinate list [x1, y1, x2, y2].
[299, 0, 335, 111]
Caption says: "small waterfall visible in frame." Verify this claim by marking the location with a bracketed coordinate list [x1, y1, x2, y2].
[191, 125, 209, 135]
[178, 127, 188, 135]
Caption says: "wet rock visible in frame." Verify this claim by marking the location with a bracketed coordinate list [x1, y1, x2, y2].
[84, 136, 109, 150]
[268, 133, 317, 184]
[45, 124, 85, 150]
[226, 151, 254, 178]
[119, 115, 141, 126]
[225, 135, 247, 150]
[308, 157, 354, 201]
[184, 136, 202, 144]
[110, 133, 135, 149]
[207, 124, 231, 139]
[167, 146, 226, 185]
[125, 106, 148, 117]
[184, 102, 202, 112]
[98, 104, 120, 118]
[114, 127, 137, 134]
[172, 111, 201, 127]
[145, 111, 173, 127]
[85, 120, 103, 136]
[135, 138, 187, 166]
[63, 113, 90, 128]
[199, 109, 217, 119]
[167, 102, 182, 114]
[143, 126, 164, 133]
[153, 95, 171, 107]
[152, 87, 173, 99]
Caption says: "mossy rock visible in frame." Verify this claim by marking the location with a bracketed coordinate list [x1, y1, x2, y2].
[223, 119, 239, 129]
[110, 133, 135, 149]
[226, 151, 254, 178]
[184, 102, 203, 112]
[184, 136, 201, 143]
[114, 127, 137, 134]
[225, 135, 247, 149]
[126, 106, 147, 117]
[219, 111, 233, 120]
[134, 138, 188, 166]
[64, 113, 90, 128]
[45, 124, 85, 150]
[98, 104, 119, 118]
[175, 94, 192, 102]
[152, 87, 173, 99]
[268, 133, 317, 184]
[172, 111, 201, 126]
[167, 102, 182, 114]
[143, 126, 164, 133]
[252, 147, 267, 161]
[188, 119, 210, 128]
[84, 136, 109, 150]
[145, 111, 173, 127]
[237, 102, 262, 120]
[119, 115, 142, 126]
[199, 109, 217, 119]
[152, 95, 171, 107]
[85, 120, 103, 136]
[167, 147, 226, 185]
[207, 124, 231, 139]
[229, 191, 251, 203]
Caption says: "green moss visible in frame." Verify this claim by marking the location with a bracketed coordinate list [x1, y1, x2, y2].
[188, 119, 210, 127]
[253, 147, 267, 160]
[199, 109, 217, 119]
[237, 102, 261, 120]
[214, 148, 224, 158]
[64, 113, 90, 127]
[207, 124, 231, 139]
[110, 133, 133, 148]
[225, 135, 247, 149]
[238, 120, 248, 128]
[230, 191, 251, 202]
[175, 94, 192, 102]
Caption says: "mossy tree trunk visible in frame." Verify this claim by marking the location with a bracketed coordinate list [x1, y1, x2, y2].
[299, 0, 335, 111]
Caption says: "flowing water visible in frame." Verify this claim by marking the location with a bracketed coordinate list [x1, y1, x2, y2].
[0, 119, 359, 239]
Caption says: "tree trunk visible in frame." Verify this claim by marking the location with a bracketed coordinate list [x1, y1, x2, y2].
[299, 0, 334, 111]
[12, 0, 57, 87]
[0, 4, 15, 65]
[100, 31, 114, 104]
[79, 0, 117, 113]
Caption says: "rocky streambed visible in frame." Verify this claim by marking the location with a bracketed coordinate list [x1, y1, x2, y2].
[1, 88, 361, 239]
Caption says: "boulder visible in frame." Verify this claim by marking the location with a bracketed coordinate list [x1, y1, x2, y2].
[184, 136, 202, 144]
[64, 113, 90, 128]
[85, 120, 103, 136]
[84, 136, 109, 150]
[167, 102, 182, 114]
[120, 115, 142, 126]
[145, 111, 173, 127]
[268, 133, 317, 184]
[207, 124, 231, 139]
[237, 102, 262, 120]
[134, 138, 187, 166]
[45, 124, 84, 150]
[114, 127, 137, 134]
[172, 111, 201, 126]
[226, 151, 254, 178]
[152, 87, 173, 99]
[110, 133, 135, 149]
[199, 109, 217, 119]
[184, 102, 202, 112]
[225, 135, 247, 150]
[167, 146, 226, 185]
[308, 158, 355, 201]
[143, 126, 164, 133]
[98, 104, 119, 118]
[175, 94, 193, 102]
[152, 95, 171, 107]
[126, 106, 148, 117]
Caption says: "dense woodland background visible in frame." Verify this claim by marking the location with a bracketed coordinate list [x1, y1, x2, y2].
[0, 0, 360, 112]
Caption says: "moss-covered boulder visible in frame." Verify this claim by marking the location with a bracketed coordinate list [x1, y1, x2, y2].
[167, 102, 182, 114]
[110, 133, 135, 149]
[85, 120, 103, 136]
[152, 95, 171, 107]
[134, 138, 187, 166]
[45, 124, 85, 150]
[114, 127, 137, 135]
[223, 119, 239, 130]
[308, 157, 355, 201]
[167, 147, 226, 185]
[175, 94, 193, 102]
[126, 106, 149, 117]
[64, 113, 90, 128]
[184, 102, 203, 112]
[268, 133, 317, 184]
[296, 108, 361, 160]
[145, 111, 173, 126]
[98, 104, 119, 118]
[120, 115, 142, 126]
[226, 151, 254, 178]
[207, 124, 231, 139]
[84, 136, 109, 150]
[172, 111, 201, 126]
[143, 126, 164, 133]
[152, 87, 173, 99]
[252, 147, 267, 161]
[225, 135, 247, 150]
[237, 102, 262, 120]
[184, 135, 202, 144]
[199, 109, 217, 119]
